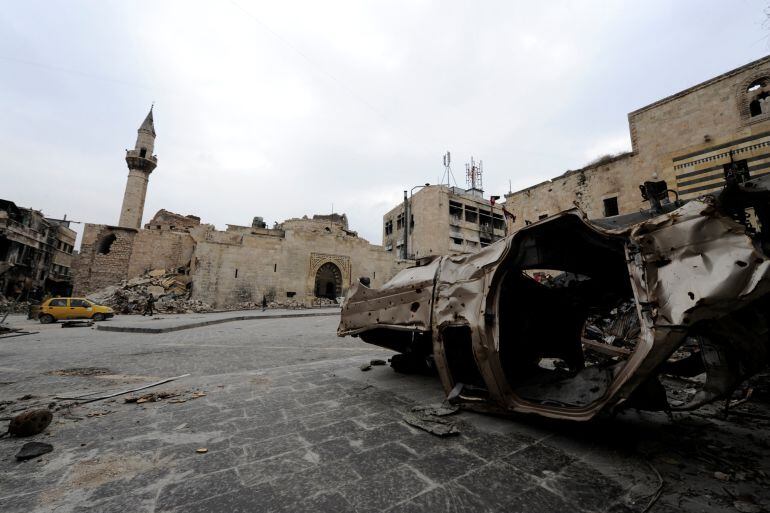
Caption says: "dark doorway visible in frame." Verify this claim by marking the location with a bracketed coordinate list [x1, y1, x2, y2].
[314, 262, 342, 300]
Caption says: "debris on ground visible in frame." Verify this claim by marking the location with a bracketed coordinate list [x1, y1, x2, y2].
[125, 389, 206, 405]
[61, 320, 94, 328]
[86, 268, 211, 314]
[6, 410, 53, 437]
[125, 391, 179, 403]
[403, 410, 460, 437]
[195, 448, 208, 454]
[359, 363, 372, 372]
[54, 373, 191, 404]
[411, 404, 459, 416]
[15, 442, 53, 461]
[47, 367, 111, 377]
[370, 359, 386, 366]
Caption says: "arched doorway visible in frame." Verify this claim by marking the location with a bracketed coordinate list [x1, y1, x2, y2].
[314, 262, 342, 300]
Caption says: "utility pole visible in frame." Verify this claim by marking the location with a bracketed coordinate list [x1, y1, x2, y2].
[403, 190, 408, 259]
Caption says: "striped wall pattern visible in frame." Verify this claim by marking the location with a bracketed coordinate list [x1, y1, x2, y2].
[674, 131, 770, 199]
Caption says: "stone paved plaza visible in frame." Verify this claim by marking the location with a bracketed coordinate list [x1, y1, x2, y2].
[0, 313, 768, 512]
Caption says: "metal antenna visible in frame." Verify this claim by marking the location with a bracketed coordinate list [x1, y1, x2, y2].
[440, 151, 457, 187]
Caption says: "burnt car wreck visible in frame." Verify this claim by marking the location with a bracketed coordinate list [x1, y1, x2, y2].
[338, 175, 770, 421]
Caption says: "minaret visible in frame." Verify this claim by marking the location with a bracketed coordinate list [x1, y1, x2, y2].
[118, 107, 158, 229]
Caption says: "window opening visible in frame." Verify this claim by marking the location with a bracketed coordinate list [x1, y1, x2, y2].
[603, 197, 619, 217]
[96, 233, 117, 255]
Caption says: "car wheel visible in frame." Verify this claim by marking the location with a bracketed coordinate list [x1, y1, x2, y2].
[39, 314, 55, 324]
[92, 313, 105, 321]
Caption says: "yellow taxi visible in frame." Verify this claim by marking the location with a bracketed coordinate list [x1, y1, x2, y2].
[38, 297, 114, 324]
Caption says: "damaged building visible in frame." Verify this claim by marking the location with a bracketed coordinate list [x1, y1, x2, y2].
[505, 55, 770, 228]
[73, 109, 408, 308]
[0, 199, 76, 301]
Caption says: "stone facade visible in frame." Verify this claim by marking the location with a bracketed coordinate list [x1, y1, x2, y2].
[382, 185, 506, 258]
[74, 213, 408, 308]
[505, 55, 770, 229]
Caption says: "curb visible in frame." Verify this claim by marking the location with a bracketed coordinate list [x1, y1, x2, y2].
[96, 311, 339, 334]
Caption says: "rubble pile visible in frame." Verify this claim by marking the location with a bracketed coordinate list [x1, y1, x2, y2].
[86, 268, 213, 314]
[0, 294, 32, 314]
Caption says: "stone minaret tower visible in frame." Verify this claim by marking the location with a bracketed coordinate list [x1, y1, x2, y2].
[118, 107, 157, 229]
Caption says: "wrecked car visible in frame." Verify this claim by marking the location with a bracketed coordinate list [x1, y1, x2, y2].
[338, 175, 770, 421]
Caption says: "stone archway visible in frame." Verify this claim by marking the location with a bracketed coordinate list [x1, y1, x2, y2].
[314, 262, 342, 300]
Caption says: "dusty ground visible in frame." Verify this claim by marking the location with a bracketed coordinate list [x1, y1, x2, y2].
[0, 313, 768, 512]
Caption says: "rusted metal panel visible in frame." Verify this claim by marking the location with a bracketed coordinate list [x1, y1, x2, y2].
[339, 175, 770, 421]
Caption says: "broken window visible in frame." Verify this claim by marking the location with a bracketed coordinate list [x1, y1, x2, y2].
[410, 215, 414, 230]
[286, 291, 296, 298]
[139, 147, 147, 158]
[603, 197, 619, 217]
[747, 80, 770, 117]
[464, 206, 478, 223]
[96, 233, 117, 255]
[450, 237, 463, 245]
[49, 298, 66, 307]
[396, 213, 404, 230]
[492, 213, 505, 230]
[449, 201, 463, 223]
[384, 220, 393, 235]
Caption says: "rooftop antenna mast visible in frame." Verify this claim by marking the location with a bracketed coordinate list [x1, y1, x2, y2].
[441, 151, 457, 187]
[466, 156, 483, 192]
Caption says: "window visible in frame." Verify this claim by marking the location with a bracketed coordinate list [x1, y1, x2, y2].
[396, 213, 404, 229]
[410, 215, 414, 230]
[70, 299, 90, 308]
[286, 291, 296, 298]
[724, 159, 751, 183]
[140, 147, 147, 158]
[603, 197, 619, 217]
[451, 237, 463, 245]
[538, 213, 548, 220]
[234, 269, 238, 278]
[96, 233, 117, 255]
[384, 219, 393, 235]
[747, 79, 770, 118]
[465, 206, 478, 223]
[274, 264, 277, 272]
[50, 298, 67, 307]
[449, 201, 463, 222]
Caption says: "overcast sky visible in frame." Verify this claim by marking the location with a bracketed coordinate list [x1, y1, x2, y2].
[2, 1, 769, 246]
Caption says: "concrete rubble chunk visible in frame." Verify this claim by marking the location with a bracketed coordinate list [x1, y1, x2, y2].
[15, 442, 53, 461]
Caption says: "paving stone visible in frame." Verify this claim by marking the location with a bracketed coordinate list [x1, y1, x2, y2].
[503, 485, 576, 513]
[502, 442, 576, 477]
[349, 422, 415, 450]
[385, 484, 495, 513]
[237, 449, 317, 486]
[410, 447, 486, 482]
[460, 431, 535, 461]
[311, 437, 362, 462]
[346, 442, 417, 477]
[455, 461, 537, 509]
[288, 491, 358, 513]
[156, 469, 242, 511]
[271, 461, 360, 504]
[339, 464, 431, 512]
[244, 433, 307, 460]
[302, 420, 364, 444]
[543, 460, 626, 512]
[167, 483, 279, 513]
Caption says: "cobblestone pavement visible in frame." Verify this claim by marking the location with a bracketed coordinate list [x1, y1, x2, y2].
[0, 314, 768, 512]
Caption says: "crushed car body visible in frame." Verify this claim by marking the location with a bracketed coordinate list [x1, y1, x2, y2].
[338, 175, 770, 421]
